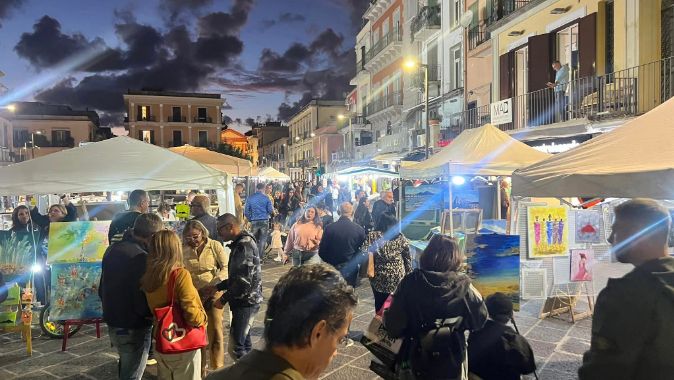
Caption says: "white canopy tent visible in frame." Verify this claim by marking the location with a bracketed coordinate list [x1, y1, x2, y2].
[254, 167, 291, 181]
[512, 96, 674, 199]
[168, 144, 254, 177]
[0, 137, 235, 213]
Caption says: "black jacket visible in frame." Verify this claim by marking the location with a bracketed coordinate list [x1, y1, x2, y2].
[108, 211, 141, 244]
[318, 216, 366, 267]
[371, 199, 396, 227]
[354, 205, 373, 232]
[468, 320, 536, 380]
[99, 232, 152, 329]
[193, 213, 218, 241]
[216, 232, 263, 308]
[384, 269, 487, 339]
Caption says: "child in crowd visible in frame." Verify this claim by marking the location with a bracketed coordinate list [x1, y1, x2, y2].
[269, 223, 284, 262]
[468, 292, 537, 380]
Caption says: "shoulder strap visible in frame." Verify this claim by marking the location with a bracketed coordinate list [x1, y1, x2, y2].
[166, 268, 180, 305]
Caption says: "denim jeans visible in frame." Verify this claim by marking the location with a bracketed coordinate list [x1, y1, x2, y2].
[108, 326, 152, 380]
[291, 250, 321, 267]
[228, 304, 260, 360]
[249, 220, 269, 259]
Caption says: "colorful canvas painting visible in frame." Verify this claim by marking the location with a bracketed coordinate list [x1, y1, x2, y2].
[527, 206, 569, 258]
[47, 221, 111, 264]
[575, 211, 602, 244]
[49, 262, 102, 320]
[404, 184, 445, 212]
[0, 231, 38, 281]
[570, 249, 594, 282]
[466, 234, 520, 310]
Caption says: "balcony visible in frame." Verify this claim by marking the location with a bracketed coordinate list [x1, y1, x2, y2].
[411, 5, 441, 42]
[136, 115, 156, 122]
[486, 0, 533, 29]
[167, 116, 187, 122]
[365, 27, 402, 71]
[193, 116, 213, 123]
[366, 92, 403, 118]
[468, 24, 490, 51]
[450, 56, 674, 135]
[411, 64, 441, 88]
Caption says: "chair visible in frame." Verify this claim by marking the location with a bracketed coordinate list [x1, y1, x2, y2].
[0, 283, 32, 356]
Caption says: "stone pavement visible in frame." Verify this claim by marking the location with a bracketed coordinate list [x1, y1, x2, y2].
[0, 262, 590, 379]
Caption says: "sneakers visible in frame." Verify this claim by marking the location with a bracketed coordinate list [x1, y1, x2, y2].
[147, 355, 157, 366]
[273, 257, 282, 262]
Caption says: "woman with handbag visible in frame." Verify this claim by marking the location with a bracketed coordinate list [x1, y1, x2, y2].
[181, 220, 229, 376]
[142, 230, 207, 380]
[283, 206, 323, 266]
[361, 214, 412, 312]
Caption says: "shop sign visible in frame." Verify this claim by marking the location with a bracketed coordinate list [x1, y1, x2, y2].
[490, 98, 513, 125]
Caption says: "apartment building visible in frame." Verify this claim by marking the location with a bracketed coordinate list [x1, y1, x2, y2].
[220, 127, 249, 155]
[256, 124, 289, 173]
[123, 90, 224, 149]
[287, 100, 345, 180]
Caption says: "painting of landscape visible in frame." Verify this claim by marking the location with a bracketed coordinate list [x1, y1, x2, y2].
[404, 184, 445, 211]
[466, 234, 520, 310]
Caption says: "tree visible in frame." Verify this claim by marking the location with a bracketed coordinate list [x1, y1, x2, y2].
[212, 142, 252, 162]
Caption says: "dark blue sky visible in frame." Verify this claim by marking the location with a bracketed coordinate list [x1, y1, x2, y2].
[0, 0, 366, 124]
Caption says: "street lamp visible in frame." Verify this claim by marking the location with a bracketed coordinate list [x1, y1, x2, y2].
[403, 57, 430, 159]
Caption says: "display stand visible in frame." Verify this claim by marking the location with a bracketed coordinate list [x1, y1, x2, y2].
[540, 278, 595, 323]
[61, 318, 103, 351]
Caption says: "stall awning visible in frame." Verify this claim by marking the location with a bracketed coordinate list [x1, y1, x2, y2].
[399, 124, 551, 179]
[332, 166, 399, 178]
[254, 167, 291, 181]
[513, 96, 674, 199]
[0, 137, 230, 195]
[168, 145, 254, 177]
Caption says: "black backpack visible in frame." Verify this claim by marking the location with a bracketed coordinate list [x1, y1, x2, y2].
[408, 315, 466, 379]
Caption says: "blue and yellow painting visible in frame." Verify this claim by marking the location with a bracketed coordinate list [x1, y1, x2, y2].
[466, 234, 520, 310]
[49, 262, 102, 320]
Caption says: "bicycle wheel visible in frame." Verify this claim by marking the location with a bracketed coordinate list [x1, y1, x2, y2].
[39, 304, 82, 339]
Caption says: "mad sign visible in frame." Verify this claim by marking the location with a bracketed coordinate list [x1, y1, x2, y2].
[490, 98, 513, 125]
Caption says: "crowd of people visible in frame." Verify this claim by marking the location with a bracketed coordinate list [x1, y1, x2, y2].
[6, 184, 674, 379]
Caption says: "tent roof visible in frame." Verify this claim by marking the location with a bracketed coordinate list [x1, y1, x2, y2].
[332, 166, 399, 177]
[255, 167, 291, 180]
[0, 137, 229, 196]
[399, 124, 551, 179]
[168, 145, 253, 176]
[512, 97, 674, 199]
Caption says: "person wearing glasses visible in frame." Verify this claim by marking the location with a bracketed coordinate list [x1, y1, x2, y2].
[109, 189, 150, 244]
[181, 220, 229, 377]
[191, 194, 218, 241]
[206, 263, 357, 379]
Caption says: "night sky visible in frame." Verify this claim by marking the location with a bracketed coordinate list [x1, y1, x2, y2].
[0, 0, 368, 125]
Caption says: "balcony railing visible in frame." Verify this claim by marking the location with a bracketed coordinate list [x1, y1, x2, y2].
[193, 116, 213, 123]
[468, 24, 490, 50]
[450, 56, 674, 133]
[365, 27, 402, 63]
[167, 116, 187, 122]
[487, 0, 532, 26]
[365, 92, 403, 116]
[411, 5, 441, 41]
[411, 64, 441, 87]
[136, 115, 156, 122]
[169, 140, 184, 147]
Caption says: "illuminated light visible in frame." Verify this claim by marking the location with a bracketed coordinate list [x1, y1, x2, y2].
[310, 133, 315, 137]
[6, 104, 16, 112]
[403, 58, 418, 71]
[31, 263, 42, 273]
[295, 136, 300, 141]
[337, 114, 345, 120]
[452, 176, 466, 186]
[533, 141, 580, 154]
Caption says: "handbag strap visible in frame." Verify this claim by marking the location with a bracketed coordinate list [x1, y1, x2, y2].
[166, 268, 180, 305]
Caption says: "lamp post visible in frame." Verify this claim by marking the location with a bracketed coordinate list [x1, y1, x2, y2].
[403, 58, 430, 159]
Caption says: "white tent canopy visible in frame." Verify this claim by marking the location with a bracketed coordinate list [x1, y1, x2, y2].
[0, 137, 231, 196]
[169, 145, 254, 177]
[331, 166, 399, 178]
[255, 167, 291, 181]
[513, 97, 674, 199]
[399, 124, 551, 179]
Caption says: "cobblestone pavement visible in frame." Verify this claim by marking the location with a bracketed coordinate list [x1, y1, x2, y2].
[0, 262, 590, 379]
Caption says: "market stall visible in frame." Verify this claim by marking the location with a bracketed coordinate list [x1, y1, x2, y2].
[327, 166, 399, 200]
[168, 144, 254, 177]
[255, 167, 291, 181]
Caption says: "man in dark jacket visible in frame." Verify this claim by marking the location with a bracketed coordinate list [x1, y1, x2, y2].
[579, 199, 674, 380]
[100, 213, 163, 380]
[468, 293, 536, 380]
[108, 189, 149, 244]
[190, 194, 218, 239]
[212, 213, 263, 360]
[371, 190, 396, 227]
[319, 202, 366, 287]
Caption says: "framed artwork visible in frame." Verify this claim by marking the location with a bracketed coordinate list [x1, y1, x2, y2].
[570, 249, 594, 282]
[404, 184, 444, 212]
[0, 231, 38, 281]
[466, 234, 520, 310]
[527, 206, 569, 259]
[49, 262, 102, 320]
[575, 211, 602, 244]
[47, 221, 110, 264]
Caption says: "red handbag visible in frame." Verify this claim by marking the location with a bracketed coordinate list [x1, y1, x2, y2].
[153, 269, 208, 354]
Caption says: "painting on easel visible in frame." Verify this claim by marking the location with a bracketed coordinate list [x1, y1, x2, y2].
[465, 234, 520, 310]
[570, 249, 594, 282]
[527, 206, 569, 258]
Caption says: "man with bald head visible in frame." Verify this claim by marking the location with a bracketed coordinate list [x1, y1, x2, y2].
[319, 202, 366, 287]
[372, 190, 396, 227]
[579, 199, 674, 379]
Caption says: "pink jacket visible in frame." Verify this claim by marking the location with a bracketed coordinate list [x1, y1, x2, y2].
[284, 222, 323, 255]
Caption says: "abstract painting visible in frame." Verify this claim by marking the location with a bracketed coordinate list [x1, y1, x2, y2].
[0, 231, 37, 281]
[466, 234, 520, 310]
[570, 249, 594, 282]
[49, 262, 102, 320]
[527, 206, 569, 258]
[47, 221, 110, 264]
[575, 211, 602, 244]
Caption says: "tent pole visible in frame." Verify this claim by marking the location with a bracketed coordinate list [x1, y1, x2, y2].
[497, 176, 502, 219]
[448, 163, 454, 237]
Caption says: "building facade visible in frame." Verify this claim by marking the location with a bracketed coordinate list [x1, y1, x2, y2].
[220, 127, 250, 155]
[287, 100, 345, 180]
[123, 90, 224, 149]
[0, 115, 13, 165]
[256, 124, 289, 173]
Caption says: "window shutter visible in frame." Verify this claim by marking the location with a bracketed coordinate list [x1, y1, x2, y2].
[578, 13, 597, 78]
[527, 34, 553, 92]
[499, 53, 512, 99]
[150, 130, 156, 145]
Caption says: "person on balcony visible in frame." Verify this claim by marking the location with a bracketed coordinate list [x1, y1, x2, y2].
[547, 60, 569, 122]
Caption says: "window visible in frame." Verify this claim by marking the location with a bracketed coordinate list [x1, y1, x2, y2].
[451, 44, 463, 89]
[12, 129, 30, 148]
[197, 107, 208, 122]
[383, 17, 389, 37]
[52, 130, 71, 147]
[137, 105, 152, 121]
[172, 107, 182, 122]
[141, 130, 152, 143]
[393, 7, 401, 34]
[198, 131, 208, 147]
[452, 0, 460, 27]
[172, 130, 182, 146]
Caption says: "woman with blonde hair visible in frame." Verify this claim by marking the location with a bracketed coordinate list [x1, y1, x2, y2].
[181, 220, 228, 376]
[142, 230, 207, 380]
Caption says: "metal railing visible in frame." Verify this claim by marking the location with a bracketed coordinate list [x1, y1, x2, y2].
[365, 91, 403, 116]
[468, 24, 490, 50]
[167, 116, 187, 122]
[450, 56, 674, 133]
[411, 64, 441, 87]
[487, 0, 532, 26]
[411, 5, 441, 40]
[193, 116, 213, 123]
[365, 26, 402, 63]
[136, 115, 156, 122]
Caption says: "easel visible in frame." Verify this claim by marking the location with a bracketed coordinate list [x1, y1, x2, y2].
[540, 277, 595, 323]
[61, 318, 103, 351]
